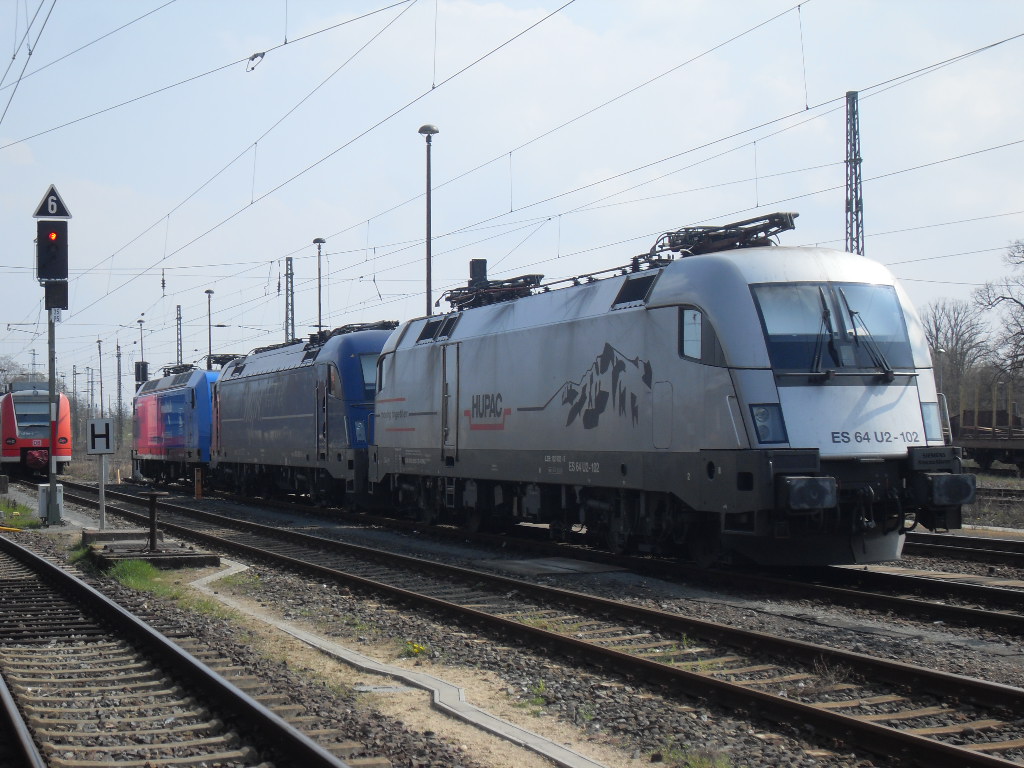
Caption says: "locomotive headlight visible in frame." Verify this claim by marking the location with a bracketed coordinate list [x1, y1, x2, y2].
[4, 438, 15, 445]
[750, 404, 788, 444]
[920, 403, 942, 442]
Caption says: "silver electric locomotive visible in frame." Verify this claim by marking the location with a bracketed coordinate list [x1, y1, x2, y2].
[370, 214, 974, 565]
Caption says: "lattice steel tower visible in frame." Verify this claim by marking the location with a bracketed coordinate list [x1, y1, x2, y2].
[845, 91, 864, 255]
[285, 256, 295, 342]
[176, 305, 183, 365]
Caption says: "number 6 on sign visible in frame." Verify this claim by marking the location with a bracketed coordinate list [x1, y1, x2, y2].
[32, 185, 72, 219]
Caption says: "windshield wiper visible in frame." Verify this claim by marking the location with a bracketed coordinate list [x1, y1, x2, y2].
[809, 287, 837, 381]
[838, 287, 895, 382]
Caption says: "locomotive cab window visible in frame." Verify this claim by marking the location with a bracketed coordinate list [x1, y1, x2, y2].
[678, 307, 726, 366]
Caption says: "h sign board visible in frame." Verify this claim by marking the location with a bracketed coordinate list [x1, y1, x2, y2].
[87, 418, 116, 455]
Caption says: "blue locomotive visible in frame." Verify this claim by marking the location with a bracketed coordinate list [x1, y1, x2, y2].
[210, 322, 397, 502]
[133, 367, 218, 484]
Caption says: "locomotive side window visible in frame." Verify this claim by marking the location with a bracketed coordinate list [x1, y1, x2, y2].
[327, 364, 343, 399]
[681, 309, 702, 358]
[359, 354, 378, 400]
[678, 307, 726, 366]
[377, 353, 391, 393]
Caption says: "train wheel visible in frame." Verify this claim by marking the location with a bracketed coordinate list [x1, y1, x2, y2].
[255, 475, 274, 500]
[464, 508, 483, 533]
[605, 512, 631, 554]
[416, 501, 438, 526]
[418, 509, 438, 525]
[686, 525, 722, 568]
[606, 527, 630, 554]
[604, 496, 638, 555]
[548, 518, 569, 543]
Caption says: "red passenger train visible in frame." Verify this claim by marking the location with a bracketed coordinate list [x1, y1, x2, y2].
[0, 381, 72, 476]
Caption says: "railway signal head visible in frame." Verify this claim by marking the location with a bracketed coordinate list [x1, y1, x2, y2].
[36, 220, 68, 281]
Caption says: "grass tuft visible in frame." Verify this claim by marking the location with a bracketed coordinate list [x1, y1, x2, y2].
[650, 742, 732, 768]
[1, 497, 41, 528]
[105, 559, 183, 599]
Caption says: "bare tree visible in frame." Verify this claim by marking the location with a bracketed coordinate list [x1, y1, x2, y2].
[919, 298, 990, 415]
[975, 239, 1024, 370]
[0, 355, 28, 392]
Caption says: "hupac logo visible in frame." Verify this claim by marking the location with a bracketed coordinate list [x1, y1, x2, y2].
[466, 393, 510, 430]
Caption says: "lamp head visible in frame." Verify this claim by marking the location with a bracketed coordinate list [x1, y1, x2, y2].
[313, 237, 326, 245]
[418, 124, 439, 136]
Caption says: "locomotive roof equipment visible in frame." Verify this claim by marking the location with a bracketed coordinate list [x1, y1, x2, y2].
[441, 213, 801, 313]
[651, 212, 798, 257]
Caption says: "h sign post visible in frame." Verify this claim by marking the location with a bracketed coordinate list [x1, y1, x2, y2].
[87, 418, 115, 529]
[87, 419, 115, 455]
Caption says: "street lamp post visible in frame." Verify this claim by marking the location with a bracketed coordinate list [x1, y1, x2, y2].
[935, 348, 946, 393]
[205, 289, 214, 370]
[314, 238, 326, 333]
[418, 124, 439, 317]
[137, 319, 144, 362]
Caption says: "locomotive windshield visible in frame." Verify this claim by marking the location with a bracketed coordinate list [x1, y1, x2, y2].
[14, 400, 50, 438]
[751, 282, 914, 373]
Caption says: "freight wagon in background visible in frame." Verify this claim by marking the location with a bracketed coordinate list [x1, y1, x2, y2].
[0, 379, 72, 476]
[951, 408, 1024, 473]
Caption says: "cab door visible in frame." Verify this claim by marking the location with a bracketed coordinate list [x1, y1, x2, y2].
[441, 343, 459, 463]
[316, 364, 328, 462]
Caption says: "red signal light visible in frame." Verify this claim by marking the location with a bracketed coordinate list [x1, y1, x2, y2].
[48, 230, 59, 241]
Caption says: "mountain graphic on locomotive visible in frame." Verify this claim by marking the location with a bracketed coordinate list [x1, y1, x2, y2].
[133, 214, 976, 566]
[1, 379, 71, 476]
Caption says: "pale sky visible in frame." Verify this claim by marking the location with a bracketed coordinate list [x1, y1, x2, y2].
[2, 0, 1022, 407]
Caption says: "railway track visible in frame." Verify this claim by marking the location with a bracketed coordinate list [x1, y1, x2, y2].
[54, 480, 1024, 767]
[0, 532, 366, 768]
[0, 663, 45, 768]
[974, 487, 1024, 504]
[904, 530, 1024, 568]
[43, 478, 1024, 632]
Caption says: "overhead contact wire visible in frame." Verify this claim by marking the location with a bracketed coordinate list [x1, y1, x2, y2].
[72, 0, 577, 319]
